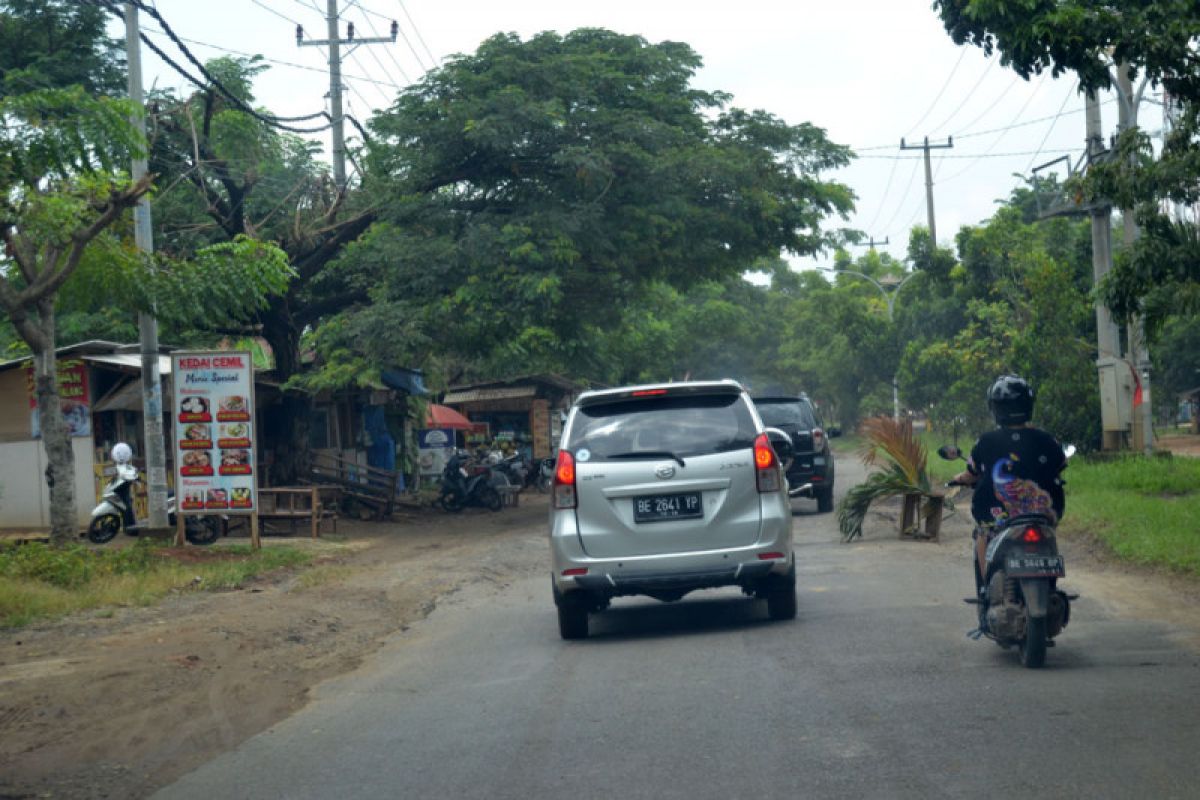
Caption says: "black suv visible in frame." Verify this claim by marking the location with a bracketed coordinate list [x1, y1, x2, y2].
[752, 394, 839, 512]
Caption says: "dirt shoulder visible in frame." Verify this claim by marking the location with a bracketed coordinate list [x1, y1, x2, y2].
[0, 496, 550, 800]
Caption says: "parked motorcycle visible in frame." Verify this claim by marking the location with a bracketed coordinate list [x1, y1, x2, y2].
[438, 450, 503, 512]
[89, 459, 222, 546]
[535, 457, 555, 493]
[939, 443, 1077, 668]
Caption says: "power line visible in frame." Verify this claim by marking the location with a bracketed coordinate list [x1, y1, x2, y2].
[935, 71, 1051, 183]
[345, 49, 396, 105]
[904, 47, 969, 139]
[1025, 79, 1080, 173]
[93, 0, 334, 132]
[862, 151, 902, 234]
[876, 156, 923, 237]
[858, 148, 1076, 161]
[396, 0, 437, 68]
[948, 72, 1021, 137]
[345, 5, 411, 85]
[928, 53, 996, 136]
[142, 27, 401, 89]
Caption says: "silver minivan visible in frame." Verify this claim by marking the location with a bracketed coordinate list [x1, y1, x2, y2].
[548, 380, 796, 639]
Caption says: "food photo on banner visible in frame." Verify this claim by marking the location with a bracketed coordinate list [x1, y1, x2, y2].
[170, 352, 257, 515]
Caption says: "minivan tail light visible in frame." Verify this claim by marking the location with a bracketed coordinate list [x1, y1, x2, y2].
[812, 427, 825, 451]
[553, 450, 577, 509]
[754, 433, 781, 493]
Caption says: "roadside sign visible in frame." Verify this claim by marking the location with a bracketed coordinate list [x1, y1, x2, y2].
[170, 351, 258, 545]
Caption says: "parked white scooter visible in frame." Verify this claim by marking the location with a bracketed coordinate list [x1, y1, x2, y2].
[88, 443, 221, 545]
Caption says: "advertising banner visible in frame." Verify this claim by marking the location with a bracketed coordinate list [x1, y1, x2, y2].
[171, 351, 256, 514]
[25, 358, 91, 438]
[417, 428, 455, 476]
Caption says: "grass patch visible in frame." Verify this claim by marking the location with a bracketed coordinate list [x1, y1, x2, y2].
[294, 564, 354, 590]
[0, 540, 316, 628]
[916, 429, 1200, 575]
[1060, 455, 1200, 576]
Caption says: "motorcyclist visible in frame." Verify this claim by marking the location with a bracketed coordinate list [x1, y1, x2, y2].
[110, 443, 138, 528]
[952, 376, 1067, 597]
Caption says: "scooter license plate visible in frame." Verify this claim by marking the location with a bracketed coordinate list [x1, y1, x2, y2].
[1006, 555, 1065, 577]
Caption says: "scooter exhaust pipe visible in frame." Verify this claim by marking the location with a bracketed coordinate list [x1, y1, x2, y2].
[788, 482, 813, 498]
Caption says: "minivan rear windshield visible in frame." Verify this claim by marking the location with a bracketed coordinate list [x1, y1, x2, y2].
[566, 394, 758, 460]
[754, 399, 816, 428]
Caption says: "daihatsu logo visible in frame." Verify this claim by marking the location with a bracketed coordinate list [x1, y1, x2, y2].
[655, 464, 676, 479]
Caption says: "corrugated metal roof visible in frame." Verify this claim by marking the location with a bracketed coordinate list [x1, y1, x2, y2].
[83, 354, 173, 374]
[443, 386, 537, 404]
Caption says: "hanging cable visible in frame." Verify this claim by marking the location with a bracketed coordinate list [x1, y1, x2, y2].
[905, 47, 969, 139]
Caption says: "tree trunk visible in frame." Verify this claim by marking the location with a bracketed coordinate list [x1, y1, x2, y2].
[263, 307, 311, 486]
[31, 305, 76, 547]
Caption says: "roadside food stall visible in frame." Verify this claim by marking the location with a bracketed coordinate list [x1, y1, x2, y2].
[440, 375, 580, 461]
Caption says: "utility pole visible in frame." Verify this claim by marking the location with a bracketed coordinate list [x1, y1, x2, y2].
[1086, 90, 1126, 451]
[1116, 64, 1154, 455]
[852, 237, 890, 250]
[125, 2, 169, 530]
[900, 137, 954, 247]
[298, 2, 397, 192]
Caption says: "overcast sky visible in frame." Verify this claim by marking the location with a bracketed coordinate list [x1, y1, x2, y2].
[124, 0, 1148, 270]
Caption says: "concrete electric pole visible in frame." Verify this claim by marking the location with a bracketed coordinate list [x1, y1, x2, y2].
[298, 1, 397, 192]
[124, 2, 170, 530]
[900, 137, 954, 247]
[1115, 64, 1155, 456]
[1085, 91, 1128, 451]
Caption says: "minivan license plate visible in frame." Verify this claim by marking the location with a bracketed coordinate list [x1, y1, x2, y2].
[633, 492, 703, 523]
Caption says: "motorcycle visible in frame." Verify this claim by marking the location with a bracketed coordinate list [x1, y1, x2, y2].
[939, 443, 1077, 668]
[438, 450, 503, 512]
[535, 457, 555, 493]
[88, 463, 222, 546]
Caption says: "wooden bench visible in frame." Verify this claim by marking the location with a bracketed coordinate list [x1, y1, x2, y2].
[497, 485, 520, 508]
[257, 487, 335, 538]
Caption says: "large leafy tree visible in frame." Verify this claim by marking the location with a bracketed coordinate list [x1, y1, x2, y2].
[146, 56, 374, 483]
[0, 86, 290, 544]
[325, 28, 855, 386]
[932, 0, 1200, 332]
[0, 0, 123, 98]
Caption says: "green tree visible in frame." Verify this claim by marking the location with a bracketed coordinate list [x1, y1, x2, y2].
[329, 28, 854, 387]
[933, 0, 1200, 336]
[146, 56, 373, 483]
[0, 87, 291, 544]
[0, 0, 123, 98]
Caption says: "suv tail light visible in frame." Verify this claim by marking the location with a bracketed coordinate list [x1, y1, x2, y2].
[812, 427, 825, 451]
[754, 433, 781, 493]
[553, 450, 577, 509]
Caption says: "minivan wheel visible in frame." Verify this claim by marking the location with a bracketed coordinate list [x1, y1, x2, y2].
[765, 564, 797, 621]
[553, 584, 589, 640]
[816, 485, 834, 514]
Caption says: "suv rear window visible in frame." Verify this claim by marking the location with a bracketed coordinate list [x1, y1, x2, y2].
[754, 398, 817, 428]
[566, 394, 758, 461]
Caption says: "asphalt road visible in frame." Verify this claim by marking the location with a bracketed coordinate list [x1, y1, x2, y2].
[157, 455, 1200, 800]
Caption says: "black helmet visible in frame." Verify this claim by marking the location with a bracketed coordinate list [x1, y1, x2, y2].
[987, 375, 1034, 426]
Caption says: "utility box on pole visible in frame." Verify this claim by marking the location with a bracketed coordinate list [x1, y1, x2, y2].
[1097, 358, 1133, 435]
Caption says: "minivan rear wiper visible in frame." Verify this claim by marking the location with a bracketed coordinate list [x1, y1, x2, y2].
[608, 451, 686, 467]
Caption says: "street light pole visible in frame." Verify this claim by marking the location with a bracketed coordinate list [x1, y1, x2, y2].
[834, 269, 921, 420]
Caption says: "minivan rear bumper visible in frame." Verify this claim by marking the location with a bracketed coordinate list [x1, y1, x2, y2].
[573, 560, 779, 599]
[549, 500, 793, 598]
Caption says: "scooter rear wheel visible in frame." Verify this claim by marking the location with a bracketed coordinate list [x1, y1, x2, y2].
[185, 517, 221, 546]
[1020, 616, 1048, 668]
[439, 491, 465, 513]
[480, 485, 503, 512]
[88, 514, 122, 544]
